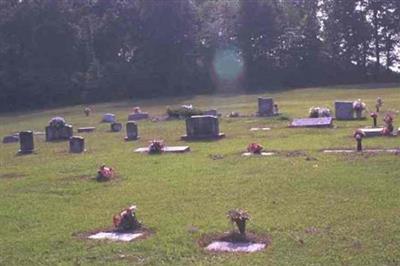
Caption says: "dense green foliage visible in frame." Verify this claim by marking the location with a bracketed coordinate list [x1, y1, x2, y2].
[0, 0, 399, 111]
[1, 85, 400, 265]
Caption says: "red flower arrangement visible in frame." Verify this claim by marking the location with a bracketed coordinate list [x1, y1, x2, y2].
[113, 205, 141, 232]
[96, 165, 114, 181]
[148, 140, 164, 154]
[247, 143, 263, 154]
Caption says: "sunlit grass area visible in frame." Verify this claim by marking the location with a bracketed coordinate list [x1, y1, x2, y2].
[1, 84, 400, 265]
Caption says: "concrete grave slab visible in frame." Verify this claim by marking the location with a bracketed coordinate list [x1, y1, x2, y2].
[88, 232, 143, 242]
[242, 152, 275, 156]
[206, 241, 266, 253]
[290, 117, 333, 128]
[323, 149, 399, 154]
[250, 128, 271, 131]
[359, 127, 400, 137]
[135, 146, 190, 153]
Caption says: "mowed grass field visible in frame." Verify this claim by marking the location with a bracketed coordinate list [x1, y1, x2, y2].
[1, 84, 400, 265]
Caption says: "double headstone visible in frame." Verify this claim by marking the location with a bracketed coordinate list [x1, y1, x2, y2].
[69, 136, 85, 153]
[257, 97, 274, 117]
[19, 131, 34, 154]
[335, 101, 354, 120]
[111, 122, 122, 132]
[45, 124, 73, 141]
[125, 121, 139, 141]
[181, 115, 225, 140]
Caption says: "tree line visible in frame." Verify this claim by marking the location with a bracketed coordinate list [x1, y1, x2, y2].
[0, 0, 399, 112]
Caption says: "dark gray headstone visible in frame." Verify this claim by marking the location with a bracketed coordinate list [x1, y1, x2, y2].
[335, 101, 354, 120]
[181, 115, 225, 140]
[257, 97, 274, 116]
[290, 117, 333, 128]
[19, 131, 34, 154]
[69, 136, 85, 153]
[3, 135, 19, 143]
[128, 112, 149, 120]
[125, 121, 139, 141]
[111, 122, 122, 132]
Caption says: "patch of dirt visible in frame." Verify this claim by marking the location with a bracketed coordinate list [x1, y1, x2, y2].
[198, 231, 271, 249]
[75, 226, 153, 242]
[304, 226, 320, 234]
[209, 154, 224, 160]
[0, 173, 25, 179]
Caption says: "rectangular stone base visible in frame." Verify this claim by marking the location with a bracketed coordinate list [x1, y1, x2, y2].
[125, 136, 139, 141]
[360, 128, 399, 137]
[77, 127, 96, 133]
[290, 117, 333, 128]
[135, 146, 190, 153]
[181, 133, 225, 140]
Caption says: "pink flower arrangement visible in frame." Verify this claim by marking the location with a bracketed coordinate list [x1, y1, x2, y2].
[370, 112, 378, 118]
[96, 165, 114, 181]
[148, 140, 164, 154]
[247, 143, 263, 154]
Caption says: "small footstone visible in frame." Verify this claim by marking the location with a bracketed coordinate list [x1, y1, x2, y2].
[206, 241, 266, 253]
[3, 135, 19, 143]
[250, 127, 271, 131]
[323, 149, 399, 153]
[88, 232, 143, 242]
[77, 127, 95, 133]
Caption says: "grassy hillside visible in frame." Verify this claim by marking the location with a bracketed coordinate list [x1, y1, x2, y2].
[1, 85, 400, 265]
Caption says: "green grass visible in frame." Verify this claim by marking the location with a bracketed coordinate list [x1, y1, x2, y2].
[1, 84, 400, 265]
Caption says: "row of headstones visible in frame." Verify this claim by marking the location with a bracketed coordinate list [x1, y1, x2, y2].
[16, 115, 224, 154]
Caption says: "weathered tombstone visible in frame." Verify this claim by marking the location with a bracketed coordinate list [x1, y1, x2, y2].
[3, 134, 19, 143]
[257, 97, 274, 116]
[290, 117, 333, 128]
[69, 136, 85, 153]
[125, 121, 139, 141]
[181, 115, 225, 140]
[19, 131, 34, 154]
[335, 101, 354, 120]
[45, 124, 73, 141]
[102, 113, 116, 123]
[111, 122, 122, 132]
[45, 117, 73, 141]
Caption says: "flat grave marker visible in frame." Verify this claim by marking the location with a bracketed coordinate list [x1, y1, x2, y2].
[290, 117, 333, 128]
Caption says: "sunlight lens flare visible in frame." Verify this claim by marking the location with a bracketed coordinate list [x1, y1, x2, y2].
[213, 48, 244, 81]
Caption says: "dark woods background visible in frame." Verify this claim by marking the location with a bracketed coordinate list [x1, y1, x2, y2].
[0, 0, 399, 111]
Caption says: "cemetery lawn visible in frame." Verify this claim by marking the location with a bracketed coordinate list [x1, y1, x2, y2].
[1, 84, 400, 265]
